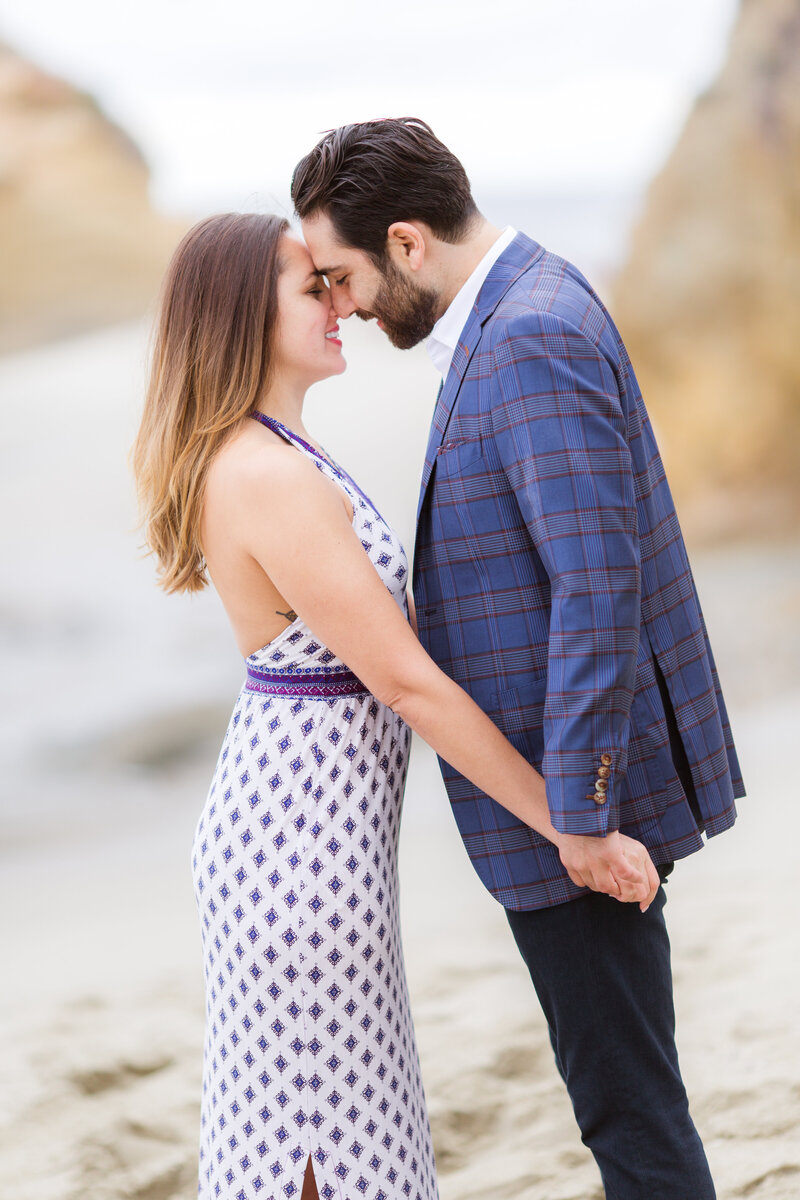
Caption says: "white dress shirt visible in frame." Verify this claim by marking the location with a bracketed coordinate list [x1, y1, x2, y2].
[425, 225, 517, 379]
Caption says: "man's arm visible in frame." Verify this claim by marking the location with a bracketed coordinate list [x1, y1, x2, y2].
[489, 310, 641, 855]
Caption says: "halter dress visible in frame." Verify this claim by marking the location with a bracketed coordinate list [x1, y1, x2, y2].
[191, 413, 439, 1200]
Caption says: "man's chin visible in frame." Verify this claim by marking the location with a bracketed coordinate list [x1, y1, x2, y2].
[358, 311, 419, 349]
[383, 327, 427, 351]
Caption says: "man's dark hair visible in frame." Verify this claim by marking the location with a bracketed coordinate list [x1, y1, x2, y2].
[291, 117, 479, 263]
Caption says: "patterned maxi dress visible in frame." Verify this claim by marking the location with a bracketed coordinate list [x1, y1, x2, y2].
[191, 413, 439, 1200]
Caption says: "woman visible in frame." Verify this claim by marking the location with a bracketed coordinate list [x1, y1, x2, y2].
[133, 213, 658, 1200]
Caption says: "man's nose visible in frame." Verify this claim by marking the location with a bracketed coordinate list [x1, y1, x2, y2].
[331, 289, 356, 319]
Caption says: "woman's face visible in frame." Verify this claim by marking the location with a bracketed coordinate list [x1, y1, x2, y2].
[272, 234, 346, 389]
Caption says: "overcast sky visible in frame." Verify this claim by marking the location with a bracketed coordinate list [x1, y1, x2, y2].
[1, 0, 740, 214]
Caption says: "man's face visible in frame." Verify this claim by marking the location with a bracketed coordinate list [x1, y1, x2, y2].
[302, 212, 440, 350]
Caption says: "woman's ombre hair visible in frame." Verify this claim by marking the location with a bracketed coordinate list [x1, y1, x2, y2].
[133, 212, 289, 593]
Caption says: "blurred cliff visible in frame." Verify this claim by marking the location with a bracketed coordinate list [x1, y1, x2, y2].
[0, 42, 185, 354]
[614, 0, 800, 540]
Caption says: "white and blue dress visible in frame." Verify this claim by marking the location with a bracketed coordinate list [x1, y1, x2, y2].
[191, 413, 439, 1200]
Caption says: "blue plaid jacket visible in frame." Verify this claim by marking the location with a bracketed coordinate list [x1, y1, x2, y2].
[412, 233, 744, 911]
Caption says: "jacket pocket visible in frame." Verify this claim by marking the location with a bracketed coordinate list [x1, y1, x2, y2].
[435, 435, 485, 473]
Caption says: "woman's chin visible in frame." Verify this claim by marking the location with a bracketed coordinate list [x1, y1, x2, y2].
[306, 355, 347, 387]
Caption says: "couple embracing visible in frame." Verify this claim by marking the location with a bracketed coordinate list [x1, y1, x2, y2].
[134, 118, 744, 1200]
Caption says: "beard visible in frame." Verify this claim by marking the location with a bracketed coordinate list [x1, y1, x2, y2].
[356, 259, 441, 350]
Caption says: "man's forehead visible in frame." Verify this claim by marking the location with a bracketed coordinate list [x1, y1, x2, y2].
[301, 212, 338, 249]
[302, 213, 360, 273]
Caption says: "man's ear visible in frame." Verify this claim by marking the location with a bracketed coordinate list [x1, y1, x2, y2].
[386, 222, 427, 272]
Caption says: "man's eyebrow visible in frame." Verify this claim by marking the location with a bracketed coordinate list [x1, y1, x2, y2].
[315, 266, 342, 277]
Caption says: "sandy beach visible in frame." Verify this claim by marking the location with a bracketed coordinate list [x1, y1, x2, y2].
[1, 318, 798, 1200]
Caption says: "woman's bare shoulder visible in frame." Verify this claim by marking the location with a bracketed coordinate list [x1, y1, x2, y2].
[205, 421, 344, 519]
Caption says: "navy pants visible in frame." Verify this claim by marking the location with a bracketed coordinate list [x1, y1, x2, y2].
[505, 877, 715, 1199]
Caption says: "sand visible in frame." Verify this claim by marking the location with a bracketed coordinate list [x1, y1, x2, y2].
[0, 319, 798, 1199]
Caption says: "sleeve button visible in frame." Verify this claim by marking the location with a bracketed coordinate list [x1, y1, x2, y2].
[594, 793, 607, 805]
[600, 753, 612, 766]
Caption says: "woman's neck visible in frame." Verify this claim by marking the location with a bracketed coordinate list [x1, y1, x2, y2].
[254, 377, 308, 438]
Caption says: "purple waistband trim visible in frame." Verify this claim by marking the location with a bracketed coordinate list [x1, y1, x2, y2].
[245, 664, 369, 699]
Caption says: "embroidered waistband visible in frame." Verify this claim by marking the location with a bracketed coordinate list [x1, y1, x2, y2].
[245, 664, 369, 699]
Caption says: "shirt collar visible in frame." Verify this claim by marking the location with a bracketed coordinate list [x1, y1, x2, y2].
[425, 225, 517, 379]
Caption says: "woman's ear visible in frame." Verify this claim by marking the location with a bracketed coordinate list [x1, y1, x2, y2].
[386, 222, 426, 272]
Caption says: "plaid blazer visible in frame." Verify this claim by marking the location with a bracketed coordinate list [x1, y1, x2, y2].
[412, 232, 744, 911]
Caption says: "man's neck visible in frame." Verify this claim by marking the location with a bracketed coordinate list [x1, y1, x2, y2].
[435, 218, 505, 315]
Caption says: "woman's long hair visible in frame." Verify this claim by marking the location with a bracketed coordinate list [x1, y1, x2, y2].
[132, 212, 289, 593]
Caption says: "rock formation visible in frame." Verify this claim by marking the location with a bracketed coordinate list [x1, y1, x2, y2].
[0, 42, 186, 353]
[613, 0, 800, 539]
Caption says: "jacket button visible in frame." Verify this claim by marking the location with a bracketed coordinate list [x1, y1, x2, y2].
[594, 793, 607, 805]
[595, 779, 608, 792]
[598, 766, 611, 779]
[600, 753, 612, 766]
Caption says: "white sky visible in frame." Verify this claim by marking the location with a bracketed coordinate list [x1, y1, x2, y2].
[0, 0, 740, 214]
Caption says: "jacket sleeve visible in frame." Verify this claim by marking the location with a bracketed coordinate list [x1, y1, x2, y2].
[489, 311, 641, 836]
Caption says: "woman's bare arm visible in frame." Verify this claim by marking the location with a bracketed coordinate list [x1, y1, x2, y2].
[232, 453, 658, 909]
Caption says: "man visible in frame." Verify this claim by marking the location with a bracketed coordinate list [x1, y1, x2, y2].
[292, 117, 744, 1199]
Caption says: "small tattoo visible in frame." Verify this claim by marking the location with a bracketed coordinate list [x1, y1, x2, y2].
[276, 608, 298, 622]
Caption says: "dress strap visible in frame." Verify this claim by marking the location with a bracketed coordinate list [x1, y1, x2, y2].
[249, 410, 378, 516]
[250, 410, 295, 445]
[250, 411, 336, 471]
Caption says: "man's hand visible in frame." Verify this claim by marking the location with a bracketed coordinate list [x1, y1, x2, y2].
[616, 834, 661, 911]
[555, 830, 660, 912]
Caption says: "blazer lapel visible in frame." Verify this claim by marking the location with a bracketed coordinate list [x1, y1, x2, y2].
[415, 233, 545, 523]
[416, 307, 484, 519]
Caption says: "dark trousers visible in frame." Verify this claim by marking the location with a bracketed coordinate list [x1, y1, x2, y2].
[505, 879, 715, 1200]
